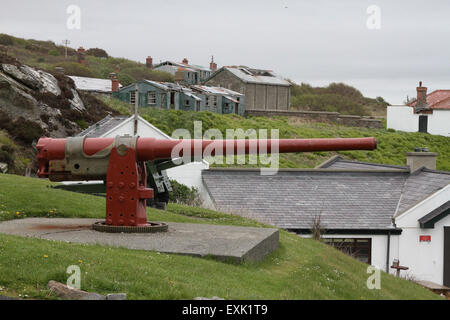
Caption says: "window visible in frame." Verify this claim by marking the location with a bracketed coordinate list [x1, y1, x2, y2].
[129, 91, 136, 104]
[212, 96, 217, 106]
[185, 99, 190, 106]
[148, 92, 156, 105]
[323, 238, 372, 264]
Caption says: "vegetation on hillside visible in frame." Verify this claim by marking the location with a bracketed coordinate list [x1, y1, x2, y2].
[0, 174, 440, 299]
[0, 33, 174, 86]
[104, 98, 450, 171]
[290, 82, 389, 117]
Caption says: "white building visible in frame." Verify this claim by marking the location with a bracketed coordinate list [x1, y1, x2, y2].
[387, 82, 450, 137]
[77, 114, 211, 205]
[202, 152, 450, 286]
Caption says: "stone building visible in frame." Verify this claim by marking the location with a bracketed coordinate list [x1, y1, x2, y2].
[204, 66, 291, 111]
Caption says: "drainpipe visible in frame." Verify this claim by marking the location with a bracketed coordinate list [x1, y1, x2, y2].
[134, 83, 138, 135]
[386, 229, 391, 273]
[386, 220, 396, 273]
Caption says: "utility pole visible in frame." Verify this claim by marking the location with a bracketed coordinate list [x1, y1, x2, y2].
[62, 39, 70, 59]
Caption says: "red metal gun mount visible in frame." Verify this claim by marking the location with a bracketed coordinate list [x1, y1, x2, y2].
[36, 135, 377, 233]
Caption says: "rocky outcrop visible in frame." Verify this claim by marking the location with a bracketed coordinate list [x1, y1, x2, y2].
[0, 54, 113, 143]
[0, 53, 116, 174]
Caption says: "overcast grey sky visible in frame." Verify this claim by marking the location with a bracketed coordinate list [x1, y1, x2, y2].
[1, 0, 449, 104]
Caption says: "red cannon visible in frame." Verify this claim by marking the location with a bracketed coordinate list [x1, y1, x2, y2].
[36, 135, 377, 232]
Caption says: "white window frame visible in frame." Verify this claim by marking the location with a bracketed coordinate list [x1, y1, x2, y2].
[148, 92, 156, 105]
[129, 91, 136, 104]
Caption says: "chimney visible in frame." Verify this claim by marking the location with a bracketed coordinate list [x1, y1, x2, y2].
[406, 148, 437, 172]
[77, 46, 86, 66]
[146, 56, 153, 69]
[182, 58, 188, 65]
[54, 67, 64, 74]
[111, 73, 119, 92]
[209, 55, 217, 71]
[415, 81, 428, 111]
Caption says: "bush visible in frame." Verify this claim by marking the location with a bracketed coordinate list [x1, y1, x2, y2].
[54, 62, 95, 77]
[0, 34, 14, 46]
[169, 180, 202, 207]
[48, 49, 60, 56]
[85, 48, 108, 58]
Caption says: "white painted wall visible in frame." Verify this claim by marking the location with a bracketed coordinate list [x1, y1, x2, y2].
[387, 106, 418, 133]
[387, 105, 450, 137]
[428, 110, 450, 137]
[393, 185, 450, 285]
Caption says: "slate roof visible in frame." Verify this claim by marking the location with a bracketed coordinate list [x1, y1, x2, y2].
[202, 157, 450, 231]
[77, 115, 129, 137]
[317, 155, 408, 171]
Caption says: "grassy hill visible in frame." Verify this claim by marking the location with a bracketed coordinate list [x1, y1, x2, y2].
[0, 174, 440, 300]
[105, 98, 450, 171]
[0, 33, 173, 87]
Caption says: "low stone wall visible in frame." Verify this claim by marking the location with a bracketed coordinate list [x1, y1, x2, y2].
[244, 109, 383, 129]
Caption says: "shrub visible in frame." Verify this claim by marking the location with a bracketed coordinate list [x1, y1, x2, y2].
[169, 180, 202, 207]
[0, 34, 13, 46]
[54, 62, 95, 77]
[48, 49, 60, 56]
[85, 48, 108, 58]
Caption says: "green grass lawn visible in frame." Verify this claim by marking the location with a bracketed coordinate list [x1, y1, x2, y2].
[104, 99, 450, 171]
[0, 174, 441, 300]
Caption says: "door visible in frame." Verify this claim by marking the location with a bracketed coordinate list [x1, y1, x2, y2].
[418, 115, 428, 133]
[444, 227, 450, 287]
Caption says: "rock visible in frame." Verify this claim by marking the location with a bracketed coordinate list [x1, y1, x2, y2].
[70, 89, 85, 112]
[0, 162, 8, 173]
[47, 280, 106, 300]
[1, 63, 61, 96]
[106, 293, 127, 300]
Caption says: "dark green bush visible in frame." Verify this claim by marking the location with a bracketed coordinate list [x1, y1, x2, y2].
[86, 48, 108, 58]
[169, 180, 202, 206]
[0, 34, 13, 46]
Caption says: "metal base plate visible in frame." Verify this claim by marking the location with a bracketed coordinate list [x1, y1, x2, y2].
[92, 221, 168, 233]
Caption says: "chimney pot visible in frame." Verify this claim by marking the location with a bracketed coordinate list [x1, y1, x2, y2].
[182, 58, 188, 64]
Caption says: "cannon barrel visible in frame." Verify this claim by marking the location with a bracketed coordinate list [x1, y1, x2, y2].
[36, 136, 376, 180]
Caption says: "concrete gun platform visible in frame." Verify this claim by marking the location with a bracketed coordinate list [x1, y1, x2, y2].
[0, 218, 279, 263]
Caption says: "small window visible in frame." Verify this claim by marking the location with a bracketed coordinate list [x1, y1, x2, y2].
[148, 92, 156, 105]
[213, 96, 217, 106]
[185, 100, 190, 106]
[129, 91, 136, 104]
[323, 238, 372, 264]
